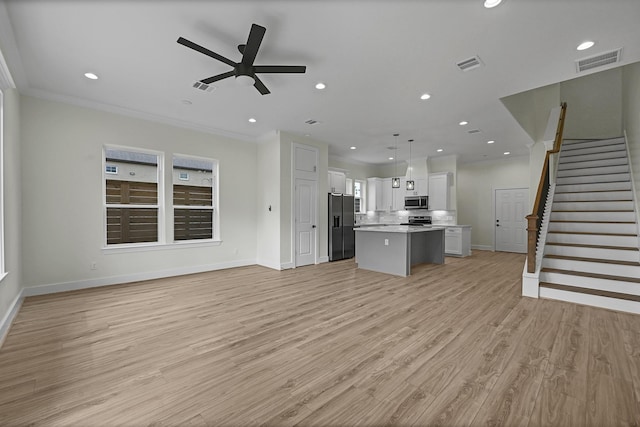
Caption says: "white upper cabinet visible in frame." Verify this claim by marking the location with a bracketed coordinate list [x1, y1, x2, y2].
[392, 178, 406, 211]
[405, 177, 427, 196]
[428, 172, 452, 210]
[328, 171, 346, 194]
[366, 177, 383, 211]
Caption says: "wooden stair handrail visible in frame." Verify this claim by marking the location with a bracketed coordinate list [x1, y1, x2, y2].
[526, 102, 567, 273]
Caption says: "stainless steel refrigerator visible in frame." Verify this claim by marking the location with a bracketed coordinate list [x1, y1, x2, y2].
[329, 193, 355, 261]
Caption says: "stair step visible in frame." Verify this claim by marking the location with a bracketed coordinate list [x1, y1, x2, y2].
[559, 151, 627, 164]
[538, 285, 640, 314]
[550, 211, 636, 221]
[546, 242, 638, 251]
[541, 267, 640, 284]
[556, 173, 630, 186]
[553, 191, 632, 202]
[551, 201, 634, 211]
[539, 282, 640, 302]
[556, 164, 629, 178]
[547, 231, 638, 247]
[542, 254, 640, 279]
[540, 270, 640, 299]
[561, 138, 625, 150]
[558, 157, 628, 171]
[555, 181, 632, 193]
[545, 244, 639, 262]
[560, 143, 626, 158]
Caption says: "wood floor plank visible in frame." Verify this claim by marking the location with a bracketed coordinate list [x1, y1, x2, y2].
[0, 251, 638, 425]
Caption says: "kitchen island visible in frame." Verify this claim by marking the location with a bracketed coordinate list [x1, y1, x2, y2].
[354, 226, 445, 277]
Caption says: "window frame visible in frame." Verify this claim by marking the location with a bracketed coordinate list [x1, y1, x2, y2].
[105, 165, 118, 175]
[172, 153, 219, 243]
[102, 145, 164, 248]
[354, 179, 366, 214]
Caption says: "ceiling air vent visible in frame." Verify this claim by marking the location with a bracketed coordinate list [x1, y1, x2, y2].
[576, 48, 622, 73]
[467, 129, 481, 134]
[305, 119, 320, 125]
[192, 81, 214, 92]
[456, 55, 483, 72]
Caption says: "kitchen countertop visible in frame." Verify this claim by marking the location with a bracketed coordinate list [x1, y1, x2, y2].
[354, 225, 445, 233]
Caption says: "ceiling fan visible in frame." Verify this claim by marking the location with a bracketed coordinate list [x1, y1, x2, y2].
[177, 24, 306, 95]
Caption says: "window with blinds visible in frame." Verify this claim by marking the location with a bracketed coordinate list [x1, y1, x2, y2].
[104, 148, 161, 245]
[172, 155, 216, 241]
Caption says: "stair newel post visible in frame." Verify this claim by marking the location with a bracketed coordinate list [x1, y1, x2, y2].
[526, 214, 539, 273]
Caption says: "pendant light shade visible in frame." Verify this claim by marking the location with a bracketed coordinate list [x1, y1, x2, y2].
[406, 139, 414, 191]
[392, 133, 400, 189]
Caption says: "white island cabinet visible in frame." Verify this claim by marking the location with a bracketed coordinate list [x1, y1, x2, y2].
[444, 225, 472, 256]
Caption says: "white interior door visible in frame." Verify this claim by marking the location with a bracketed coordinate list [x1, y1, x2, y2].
[293, 144, 318, 267]
[295, 178, 317, 266]
[495, 188, 529, 253]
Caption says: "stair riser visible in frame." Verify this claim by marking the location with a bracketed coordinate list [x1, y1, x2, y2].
[552, 201, 634, 211]
[558, 157, 628, 171]
[561, 138, 625, 151]
[549, 222, 637, 234]
[555, 181, 632, 193]
[547, 233, 638, 247]
[540, 272, 640, 296]
[559, 151, 627, 164]
[560, 144, 626, 157]
[553, 191, 633, 202]
[556, 174, 630, 185]
[557, 165, 629, 178]
[539, 287, 640, 315]
[550, 211, 636, 221]
[542, 257, 640, 278]
[545, 245, 639, 262]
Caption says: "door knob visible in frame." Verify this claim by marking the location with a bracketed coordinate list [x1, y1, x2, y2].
[312, 225, 316, 228]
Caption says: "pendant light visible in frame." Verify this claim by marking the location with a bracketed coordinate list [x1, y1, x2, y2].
[391, 133, 400, 188]
[406, 139, 415, 191]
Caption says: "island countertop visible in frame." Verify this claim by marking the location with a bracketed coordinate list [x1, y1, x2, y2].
[355, 225, 445, 233]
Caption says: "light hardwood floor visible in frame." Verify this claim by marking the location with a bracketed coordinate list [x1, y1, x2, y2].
[0, 250, 639, 426]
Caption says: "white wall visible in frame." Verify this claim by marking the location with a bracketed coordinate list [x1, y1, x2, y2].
[623, 62, 640, 206]
[0, 88, 22, 333]
[561, 67, 623, 140]
[457, 155, 530, 249]
[19, 95, 258, 288]
[256, 132, 281, 269]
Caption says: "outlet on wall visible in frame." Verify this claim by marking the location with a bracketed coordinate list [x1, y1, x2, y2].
[90, 262, 97, 270]
[384, 239, 389, 246]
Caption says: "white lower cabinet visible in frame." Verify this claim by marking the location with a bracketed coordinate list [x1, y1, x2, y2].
[444, 226, 471, 256]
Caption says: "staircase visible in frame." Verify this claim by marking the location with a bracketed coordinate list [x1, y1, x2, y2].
[539, 137, 640, 313]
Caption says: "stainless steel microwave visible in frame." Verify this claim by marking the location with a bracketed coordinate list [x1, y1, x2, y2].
[405, 195, 428, 209]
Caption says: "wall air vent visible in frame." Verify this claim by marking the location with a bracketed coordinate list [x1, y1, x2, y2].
[576, 48, 622, 73]
[192, 81, 214, 92]
[305, 119, 320, 125]
[467, 129, 481, 134]
[456, 55, 483, 72]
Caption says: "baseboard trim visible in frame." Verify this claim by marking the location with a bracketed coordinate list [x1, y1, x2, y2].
[257, 259, 282, 271]
[280, 262, 294, 270]
[0, 290, 24, 348]
[472, 245, 493, 251]
[317, 256, 329, 264]
[22, 259, 256, 298]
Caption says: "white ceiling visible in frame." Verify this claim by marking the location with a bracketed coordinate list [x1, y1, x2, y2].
[1, 0, 639, 165]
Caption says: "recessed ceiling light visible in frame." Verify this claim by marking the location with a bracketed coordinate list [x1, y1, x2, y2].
[487, 140, 495, 144]
[84, 72, 98, 80]
[484, 0, 502, 8]
[315, 82, 326, 90]
[504, 151, 510, 155]
[437, 148, 444, 152]
[420, 93, 431, 100]
[248, 118, 257, 123]
[577, 41, 595, 51]
[459, 121, 468, 126]
[389, 157, 394, 160]
[350, 146, 356, 150]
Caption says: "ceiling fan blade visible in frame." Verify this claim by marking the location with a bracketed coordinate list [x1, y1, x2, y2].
[177, 37, 237, 68]
[253, 75, 271, 95]
[200, 71, 236, 84]
[241, 24, 266, 66]
[254, 65, 307, 74]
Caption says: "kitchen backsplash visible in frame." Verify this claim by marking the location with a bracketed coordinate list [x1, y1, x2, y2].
[355, 210, 457, 225]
